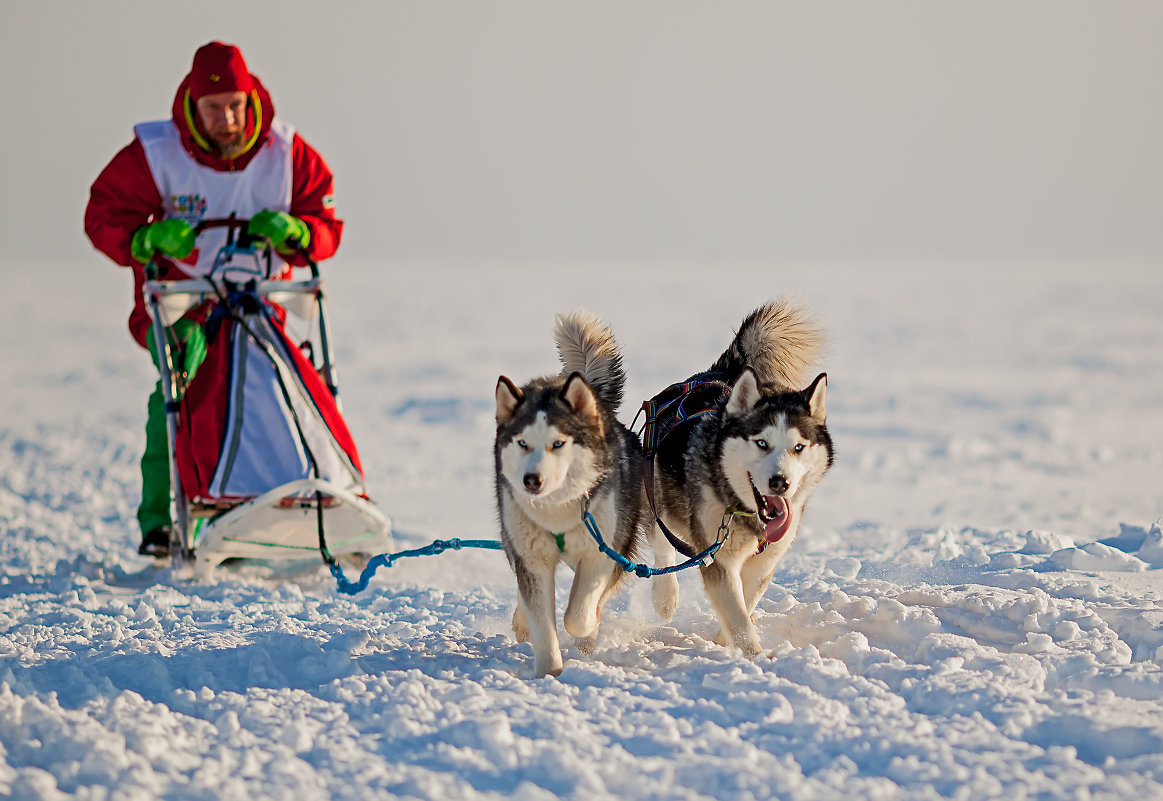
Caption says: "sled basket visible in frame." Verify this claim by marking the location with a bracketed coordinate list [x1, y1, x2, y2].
[143, 218, 391, 567]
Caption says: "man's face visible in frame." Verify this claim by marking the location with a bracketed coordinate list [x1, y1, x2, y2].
[195, 91, 249, 157]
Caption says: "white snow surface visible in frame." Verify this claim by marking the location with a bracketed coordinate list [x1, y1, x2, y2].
[3, 258, 1163, 800]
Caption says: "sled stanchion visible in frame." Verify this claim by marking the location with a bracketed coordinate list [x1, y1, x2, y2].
[314, 287, 342, 405]
[330, 538, 505, 595]
[145, 272, 194, 564]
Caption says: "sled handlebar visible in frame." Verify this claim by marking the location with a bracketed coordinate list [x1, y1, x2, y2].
[144, 217, 319, 282]
[192, 217, 319, 278]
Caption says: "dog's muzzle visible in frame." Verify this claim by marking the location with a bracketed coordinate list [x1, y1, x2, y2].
[749, 474, 792, 543]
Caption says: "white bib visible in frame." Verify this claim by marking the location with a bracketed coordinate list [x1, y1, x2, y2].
[135, 118, 295, 277]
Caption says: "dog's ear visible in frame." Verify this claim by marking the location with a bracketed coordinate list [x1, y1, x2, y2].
[804, 372, 827, 423]
[496, 376, 524, 424]
[726, 367, 761, 417]
[561, 372, 601, 427]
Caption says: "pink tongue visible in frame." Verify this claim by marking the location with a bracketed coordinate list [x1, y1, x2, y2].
[762, 496, 792, 543]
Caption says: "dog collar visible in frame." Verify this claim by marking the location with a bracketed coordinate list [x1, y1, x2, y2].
[723, 501, 771, 554]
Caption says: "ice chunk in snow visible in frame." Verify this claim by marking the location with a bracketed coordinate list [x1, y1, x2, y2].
[1050, 542, 1149, 572]
[825, 557, 861, 580]
[1136, 524, 1163, 567]
[1020, 529, 1075, 554]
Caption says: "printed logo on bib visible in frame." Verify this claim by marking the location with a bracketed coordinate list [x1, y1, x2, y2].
[168, 194, 210, 225]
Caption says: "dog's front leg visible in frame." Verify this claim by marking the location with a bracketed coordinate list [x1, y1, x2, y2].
[740, 543, 790, 618]
[514, 555, 563, 677]
[701, 559, 762, 656]
[563, 551, 615, 644]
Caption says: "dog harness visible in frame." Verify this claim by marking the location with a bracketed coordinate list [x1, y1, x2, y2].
[639, 378, 725, 457]
[637, 377, 728, 559]
[638, 377, 774, 558]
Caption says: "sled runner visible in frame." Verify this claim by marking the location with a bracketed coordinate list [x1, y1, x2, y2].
[142, 217, 391, 574]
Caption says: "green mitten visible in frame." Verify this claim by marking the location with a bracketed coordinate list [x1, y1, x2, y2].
[130, 219, 196, 264]
[248, 210, 311, 253]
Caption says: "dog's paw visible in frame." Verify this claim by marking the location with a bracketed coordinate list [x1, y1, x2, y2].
[563, 606, 600, 641]
[573, 635, 598, 656]
[532, 651, 565, 678]
[712, 627, 763, 657]
[652, 575, 679, 620]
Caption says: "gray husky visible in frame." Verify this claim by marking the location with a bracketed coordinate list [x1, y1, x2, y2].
[495, 311, 671, 677]
[649, 299, 832, 656]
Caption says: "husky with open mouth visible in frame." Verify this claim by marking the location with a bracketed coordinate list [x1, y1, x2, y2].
[648, 299, 832, 656]
[495, 310, 670, 677]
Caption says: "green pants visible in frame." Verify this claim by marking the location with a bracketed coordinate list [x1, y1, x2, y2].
[139, 320, 208, 535]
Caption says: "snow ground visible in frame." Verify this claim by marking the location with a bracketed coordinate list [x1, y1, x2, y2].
[2, 258, 1162, 800]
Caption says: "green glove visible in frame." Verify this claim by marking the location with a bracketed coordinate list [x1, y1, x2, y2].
[130, 219, 196, 264]
[248, 210, 311, 253]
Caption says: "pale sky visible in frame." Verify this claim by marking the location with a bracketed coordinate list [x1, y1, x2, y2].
[4, 1, 1162, 267]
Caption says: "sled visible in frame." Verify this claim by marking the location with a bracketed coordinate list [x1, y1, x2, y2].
[141, 217, 391, 575]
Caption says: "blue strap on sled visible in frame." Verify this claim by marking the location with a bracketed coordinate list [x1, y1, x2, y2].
[329, 538, 505, 595]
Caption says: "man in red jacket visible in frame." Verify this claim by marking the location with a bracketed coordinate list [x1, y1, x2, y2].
[85, 41, 344, 558]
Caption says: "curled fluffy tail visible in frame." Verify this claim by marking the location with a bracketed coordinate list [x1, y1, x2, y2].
[554, 309, 627, 412]
[709, 298, 825, 389]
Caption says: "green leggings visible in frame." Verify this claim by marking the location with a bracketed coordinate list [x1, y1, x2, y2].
[139, 320, 208, 535]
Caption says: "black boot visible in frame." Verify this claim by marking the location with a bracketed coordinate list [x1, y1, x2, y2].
[138, 526, 172, 558]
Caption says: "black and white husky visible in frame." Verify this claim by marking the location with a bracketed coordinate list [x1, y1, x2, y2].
[649, 299, 832, 656]
[495, 311, 670, 677]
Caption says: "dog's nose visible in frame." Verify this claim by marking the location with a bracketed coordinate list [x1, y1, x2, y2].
[769, 474, 789, 495]
[523, 473, 543, 493]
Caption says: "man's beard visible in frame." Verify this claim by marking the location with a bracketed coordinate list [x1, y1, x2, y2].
[212, 130, 247, 159]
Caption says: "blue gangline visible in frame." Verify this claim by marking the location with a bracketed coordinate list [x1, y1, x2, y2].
[330, 538, 505, 595]
[582, 511, 720, 577]
[330, 515, 717, 596]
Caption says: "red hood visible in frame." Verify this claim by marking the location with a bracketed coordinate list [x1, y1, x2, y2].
[170, 72, 276, 171]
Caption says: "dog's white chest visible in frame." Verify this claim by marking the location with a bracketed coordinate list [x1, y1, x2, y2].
[516, 496, 579, 535]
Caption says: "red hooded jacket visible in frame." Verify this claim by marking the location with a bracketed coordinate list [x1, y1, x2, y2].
[84, 70, 344, 348]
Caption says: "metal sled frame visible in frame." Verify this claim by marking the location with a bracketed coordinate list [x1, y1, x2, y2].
[141, 218, 387, 570]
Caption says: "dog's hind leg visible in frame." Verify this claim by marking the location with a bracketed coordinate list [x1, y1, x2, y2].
[512, 604, 530, 643]
[514, 555, 563, 677]
[648, 523, 680, 620]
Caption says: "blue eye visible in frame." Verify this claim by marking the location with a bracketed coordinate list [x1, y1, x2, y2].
[793, 444, 805, 454]
[517, 440, 528, 450]
[756, 439, 769, 451]
[552, 440, 566, 449]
